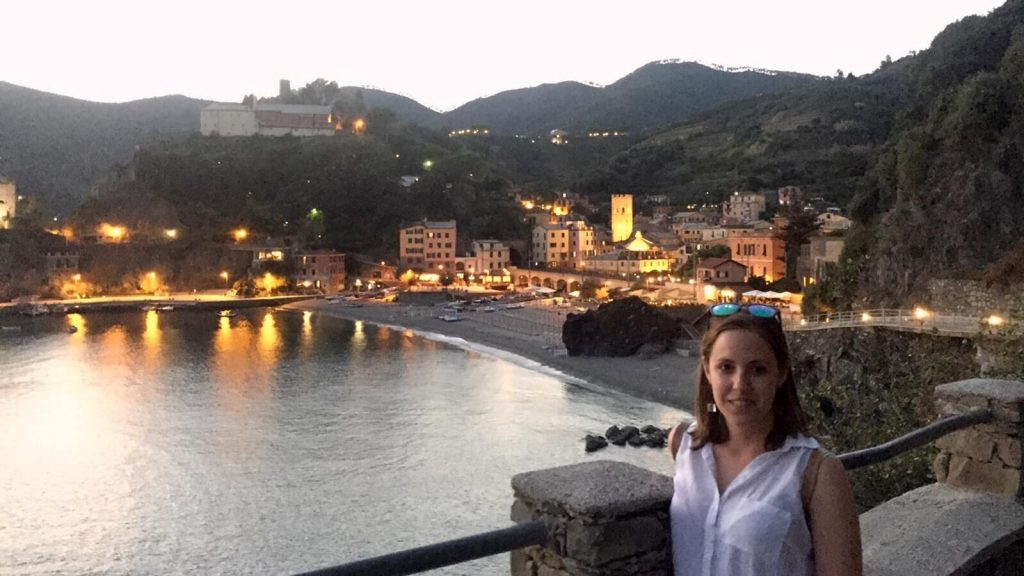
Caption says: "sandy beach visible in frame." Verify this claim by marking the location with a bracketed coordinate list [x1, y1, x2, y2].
[288, 297, 698, 413]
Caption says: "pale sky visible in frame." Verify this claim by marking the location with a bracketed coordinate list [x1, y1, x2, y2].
[2, 0, 1007, 111]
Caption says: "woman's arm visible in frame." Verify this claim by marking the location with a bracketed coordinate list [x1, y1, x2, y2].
[810, 456, 863, 576]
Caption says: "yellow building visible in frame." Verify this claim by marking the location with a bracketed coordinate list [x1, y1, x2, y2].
[0, 178, 15, 229]
[611, 194, 633, 243]
[584, 231, 671, 275]
[531, 220, 595, 269]
[399, 220, 457, 271]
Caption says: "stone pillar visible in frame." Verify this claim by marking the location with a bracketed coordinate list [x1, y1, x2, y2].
[933, 379, 1024, 497]
[510, 460, 673, 576]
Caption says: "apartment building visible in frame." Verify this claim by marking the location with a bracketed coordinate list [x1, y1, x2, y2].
[293, 251, 346, 294]
[724, 191, 767, 222]
[399, 220, 457, 271]
[726, 233, 786, 281]
[531, 220, 595, 269]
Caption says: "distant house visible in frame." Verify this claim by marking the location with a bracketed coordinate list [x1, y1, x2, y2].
[724, 191, 767, 222]
[200, 103, 336, 137]
[293, 250, 346, 294]
[722, 233, 786, 281]
[532, 220, 595, 269]
[816, 212, 853, 232]
[696, 257, 747, 283]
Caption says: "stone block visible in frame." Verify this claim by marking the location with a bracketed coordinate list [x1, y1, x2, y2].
[992, 400, 1023, 424]
[510, 548, 533, 576]
[996, 438, 1022, 469]
[512, 498, 536, 523]
[934, 429, 997, 462]
[565, 514, 668, 567]
[933, 452, 950, 482]
[946, 455, 1022, 496]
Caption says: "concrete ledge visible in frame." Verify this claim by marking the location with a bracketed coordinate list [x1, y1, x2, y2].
[511, 461, 673, 518]
[935, 379, 1024, 404]
[861, 483, 1024, 576]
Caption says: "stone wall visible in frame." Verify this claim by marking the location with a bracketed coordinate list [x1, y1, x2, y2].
[926, 278, 1024, 319]
[510, 461, 672, 576]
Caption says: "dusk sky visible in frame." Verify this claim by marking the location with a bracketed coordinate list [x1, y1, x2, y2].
[3, 0, 1007, 111]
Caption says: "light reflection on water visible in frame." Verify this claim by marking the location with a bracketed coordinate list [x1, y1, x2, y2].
[0, 309, 686, 575]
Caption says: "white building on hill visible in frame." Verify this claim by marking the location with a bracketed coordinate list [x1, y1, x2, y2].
[201, 103, 336, 137]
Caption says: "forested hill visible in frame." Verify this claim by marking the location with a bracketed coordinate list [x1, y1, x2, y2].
[845, 0, 1024, 305]
[435, 62, 820, 134]
[0, 82, 204, 213]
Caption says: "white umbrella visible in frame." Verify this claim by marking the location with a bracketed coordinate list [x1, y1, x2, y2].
[535, 286, 556, 294]
[743, 290, 765, 298]
[762, 291, 782, 299]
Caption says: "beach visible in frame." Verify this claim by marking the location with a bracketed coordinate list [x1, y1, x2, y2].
[289, 297, 698, 412]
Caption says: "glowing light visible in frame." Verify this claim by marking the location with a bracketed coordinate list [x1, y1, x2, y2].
[164, 229, 178, 239]
[861, 312, 872, 322]
[913, 306, 930, 320]
[422, 160, 434, 170]
[98, 223, 126, 241]
[986, 315, 1005, 327]
[233, 228, 248, 242]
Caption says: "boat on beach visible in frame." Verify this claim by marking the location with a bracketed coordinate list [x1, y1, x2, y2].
[438, 312, 464, 322]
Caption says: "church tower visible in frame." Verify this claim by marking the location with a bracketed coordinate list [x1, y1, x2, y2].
[611, 194, 633, 243]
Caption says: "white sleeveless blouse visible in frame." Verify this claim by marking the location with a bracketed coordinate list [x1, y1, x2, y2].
[670, 426, 819, 576]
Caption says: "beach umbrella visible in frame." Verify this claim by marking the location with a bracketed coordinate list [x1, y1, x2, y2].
[743, 290, 765, 298]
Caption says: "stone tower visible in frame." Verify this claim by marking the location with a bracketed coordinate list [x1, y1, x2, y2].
[611, 194, 633, 243]
[0, 178, 15, 229]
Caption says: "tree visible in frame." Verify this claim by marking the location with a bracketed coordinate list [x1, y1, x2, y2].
[775, 207, 821, 280]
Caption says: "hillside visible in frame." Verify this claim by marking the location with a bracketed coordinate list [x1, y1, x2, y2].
[436, 61, 820, 135]
[0, 82, 203, 214]
[572, 66, 904, 209]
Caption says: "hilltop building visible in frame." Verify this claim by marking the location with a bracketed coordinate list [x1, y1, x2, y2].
[0, 178, 15, 229]
[611, 194, 633, 243]
[399, 220, 457, 271]
[200, 102, 336, 137]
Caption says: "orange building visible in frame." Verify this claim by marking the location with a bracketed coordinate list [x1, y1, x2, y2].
[724, 234, 786, 281]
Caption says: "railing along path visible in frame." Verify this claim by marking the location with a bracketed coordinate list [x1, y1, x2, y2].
[784, 308, 999, 335]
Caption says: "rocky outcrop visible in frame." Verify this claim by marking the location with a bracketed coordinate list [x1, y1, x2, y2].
[562, 297, 681, 357]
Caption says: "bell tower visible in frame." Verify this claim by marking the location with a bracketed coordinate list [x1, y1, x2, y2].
[611, 194, 633, 243]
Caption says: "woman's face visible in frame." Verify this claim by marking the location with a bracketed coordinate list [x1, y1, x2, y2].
[703, 328, 785, 431]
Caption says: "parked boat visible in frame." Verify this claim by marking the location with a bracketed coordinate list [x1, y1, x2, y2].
[140, 304, 157, 312]
[67, 325, 78, 334]
[156, 305, 175, 312]
[438, 312, 464, 322]
[217, 310, 236, 318]
[1, 325, 21, 333]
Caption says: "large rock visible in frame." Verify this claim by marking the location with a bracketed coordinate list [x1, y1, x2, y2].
[562, 297, 682, 357]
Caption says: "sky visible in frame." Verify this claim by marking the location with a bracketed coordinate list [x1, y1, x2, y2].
[2, 0, 1008, 112]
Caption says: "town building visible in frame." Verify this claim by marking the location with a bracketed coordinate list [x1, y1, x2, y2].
[816, 211, 853, 233]
[200, 103, 336, 137]
[611, 194, 634, 243]
[293, 251, 346, 294]
[724, 233, 786, 281]
[0, 178, 15, 229]
[696, 257, 747, 283]
[585, 231, 671, 276]
[723, 191, 767, 222]
[399, 220, 457, 271]
[797, 235, 846, 287]
[532, 220, 595, 269]
[44, 250, 79, 286]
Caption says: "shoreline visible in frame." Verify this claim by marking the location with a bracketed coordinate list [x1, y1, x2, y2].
[288, 299, 697, 413]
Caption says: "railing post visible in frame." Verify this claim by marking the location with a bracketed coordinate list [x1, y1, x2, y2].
[933, 379, 1024, 497]
[510, 461, 673, 576]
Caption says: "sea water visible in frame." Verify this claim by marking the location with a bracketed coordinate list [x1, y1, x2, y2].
[0, 308, 686, 575]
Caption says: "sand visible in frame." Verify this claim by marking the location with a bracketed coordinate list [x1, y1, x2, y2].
[288, 298, 698, 413]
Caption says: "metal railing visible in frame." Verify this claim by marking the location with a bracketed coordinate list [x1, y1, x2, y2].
[838, 407, 992, 469]
[784, 308, 994, 335]
[292, 521, 547, 576]
[290, 407, 993, 576]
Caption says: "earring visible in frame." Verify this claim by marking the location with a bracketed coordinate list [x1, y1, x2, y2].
[706, 403, 718, 413]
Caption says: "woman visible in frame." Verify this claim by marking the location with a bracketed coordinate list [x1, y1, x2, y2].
[668, 303, 862, 575]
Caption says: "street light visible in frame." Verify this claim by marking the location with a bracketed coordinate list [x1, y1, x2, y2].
[220, 271, 229, 286]
[233, 228, 248, 242]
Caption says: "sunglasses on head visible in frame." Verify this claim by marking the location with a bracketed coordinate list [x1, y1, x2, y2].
[710, 303, 781, 320]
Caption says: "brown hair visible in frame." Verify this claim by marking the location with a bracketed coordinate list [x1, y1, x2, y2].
[690, 312, 808, 451]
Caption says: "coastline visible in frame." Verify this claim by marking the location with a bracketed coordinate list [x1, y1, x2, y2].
[288, 298, 697, 413]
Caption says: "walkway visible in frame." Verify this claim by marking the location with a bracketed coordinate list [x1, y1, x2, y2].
[784, 308, 1003, 337]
